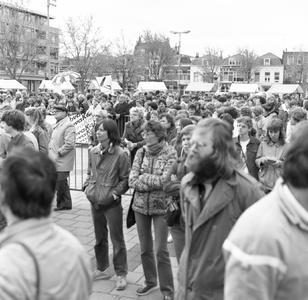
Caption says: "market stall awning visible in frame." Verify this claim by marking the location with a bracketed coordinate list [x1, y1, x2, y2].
[137, 82, 167, 92]
[38, 80, 54, 90]
[89, 77, 122, 94]
[268, 84, 304, 94]
[228, 83, 261, 93]
[0, 80, 27, 90]
[185, 82, 216, 92]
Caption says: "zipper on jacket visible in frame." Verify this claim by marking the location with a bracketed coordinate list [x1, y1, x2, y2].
[147, 156, 155, 215]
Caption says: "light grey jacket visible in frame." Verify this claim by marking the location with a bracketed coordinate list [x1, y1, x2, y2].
[224, 178, 308, 300]
[49, 116, 76, 172]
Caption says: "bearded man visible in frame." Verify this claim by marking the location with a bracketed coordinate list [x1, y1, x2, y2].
[176, 118, 264, 300]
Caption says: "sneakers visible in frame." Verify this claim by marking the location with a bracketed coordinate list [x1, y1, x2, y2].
[116, 275, 127, 290]
[136, 285, 159, 296]
[92, 269, 109, 281]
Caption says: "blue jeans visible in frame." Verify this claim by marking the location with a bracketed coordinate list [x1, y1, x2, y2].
[56, 172, 72, 208]
[91, 204, 127, 276]
[135, 212, 174, 297]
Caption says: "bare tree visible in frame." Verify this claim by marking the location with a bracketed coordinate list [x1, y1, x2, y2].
[135, 30, 176, 81]
[109, 31, 138, 91]
[60, 15, 109, 92]
[199, 47, 223, 83]
[237, 47, 258, 83]
[0, 1, 42, 80]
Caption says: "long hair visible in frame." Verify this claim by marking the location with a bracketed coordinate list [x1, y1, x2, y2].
[97, 119, 121, 145]
[266, 117, 285, 146]
[25, 107, 47, 132]
[197, 118, 239, 179]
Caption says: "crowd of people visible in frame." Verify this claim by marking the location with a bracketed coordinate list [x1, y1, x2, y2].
[0, 86, 308, 300]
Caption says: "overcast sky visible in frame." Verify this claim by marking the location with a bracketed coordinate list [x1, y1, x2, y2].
[10, 0, 308, 58]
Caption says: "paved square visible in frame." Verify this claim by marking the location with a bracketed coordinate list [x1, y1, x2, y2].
[52, 191, 178, 300]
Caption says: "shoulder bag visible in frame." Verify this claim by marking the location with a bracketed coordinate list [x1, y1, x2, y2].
[126, 148, 145, 229]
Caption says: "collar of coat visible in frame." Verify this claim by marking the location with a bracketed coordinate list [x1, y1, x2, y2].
[181, 171, 239, 228]
[93, 142, 115, 155]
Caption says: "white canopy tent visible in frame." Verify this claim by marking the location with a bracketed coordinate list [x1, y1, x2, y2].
[38, 80, 54, 90]
[137, 82, 167, 92]
[39, 81, 75, 92]
[88, 78, 122, 93]
[60, 81, 75, 90]
[268, 84, 304, 94]
[0, 80, 27, 90]
[228, 83, 261, 93]
[185, 82, 216, 92]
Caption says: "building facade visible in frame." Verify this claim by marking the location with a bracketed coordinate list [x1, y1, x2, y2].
[282, 50, 308, 96]
[253, 52, 284, 91]
[0, 2, 59, 91]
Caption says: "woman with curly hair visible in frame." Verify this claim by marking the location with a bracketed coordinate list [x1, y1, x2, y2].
[129, 120, 176, 299]
[255, 117, 286, 193]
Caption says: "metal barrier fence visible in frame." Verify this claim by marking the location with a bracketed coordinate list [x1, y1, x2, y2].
[69, 143, 88, 191]
[69, 115, 132, 191]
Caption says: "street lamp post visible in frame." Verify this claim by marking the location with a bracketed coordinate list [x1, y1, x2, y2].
[170, 30, 190, 97]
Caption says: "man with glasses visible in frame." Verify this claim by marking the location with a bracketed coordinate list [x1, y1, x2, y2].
[176, 118, 264, 300]
[88, 109, 108, 150]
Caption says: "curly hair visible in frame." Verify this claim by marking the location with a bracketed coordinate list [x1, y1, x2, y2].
[142, 120, 167, 142]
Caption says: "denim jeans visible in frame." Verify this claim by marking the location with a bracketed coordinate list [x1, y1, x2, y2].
[170, 223, 185, 264]
[91, 204, 127, 276]
[56, 172, 72, 208]
[135, 212, 174, 297]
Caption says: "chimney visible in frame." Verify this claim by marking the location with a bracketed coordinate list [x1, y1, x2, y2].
[195, 52, 199, 58]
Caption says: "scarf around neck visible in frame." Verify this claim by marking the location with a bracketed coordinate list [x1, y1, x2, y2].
[146, 140, 165, 156]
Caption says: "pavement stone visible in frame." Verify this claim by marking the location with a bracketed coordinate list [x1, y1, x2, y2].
[52, 190, 178, 299]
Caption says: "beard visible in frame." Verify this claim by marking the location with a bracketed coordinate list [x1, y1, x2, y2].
[187, 153, 218, 182]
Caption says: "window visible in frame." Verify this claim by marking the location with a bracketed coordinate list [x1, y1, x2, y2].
[50, 48, 58, 59]
[0, 22, 4, 35]
[297, 56, 303, 65]
[264, 58, 270, 65]
[274, 72, 280, 82]
[254, 72, 260, 82]
[194, 72, 199, 82]
[37, 61, 47, 69]
[50, 33, 58, 44]
[25, 13, 31, 22]
[202, 59, 208, 66]
[36, 29, 46, 40]
[36, 46, 46, 55]
[265, 72, 270, 83]
[287, 55, 294, 65]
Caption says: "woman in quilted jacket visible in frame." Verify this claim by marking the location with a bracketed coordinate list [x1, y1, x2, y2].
[129, 120, 177, 300]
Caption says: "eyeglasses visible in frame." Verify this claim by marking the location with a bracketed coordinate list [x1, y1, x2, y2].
[141, 131, 155, 138]
[189, 140, 207, 150]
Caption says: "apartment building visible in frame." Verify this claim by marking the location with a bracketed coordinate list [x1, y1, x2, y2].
[0, 2, 59, 91]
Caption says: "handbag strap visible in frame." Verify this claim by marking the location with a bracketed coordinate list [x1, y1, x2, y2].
[140, 147, 146, 166]
[14, 241, 40, 300]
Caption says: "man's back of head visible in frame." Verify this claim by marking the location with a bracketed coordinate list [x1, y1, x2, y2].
[1, 147, 57, 219]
